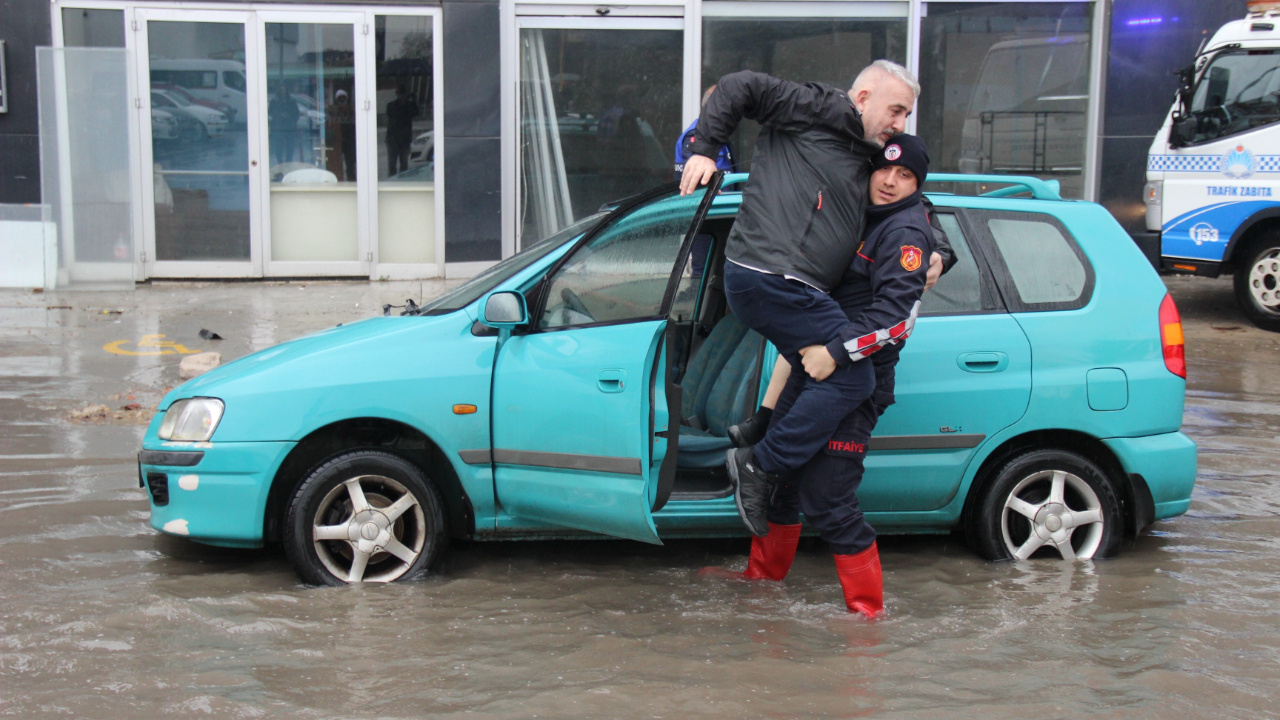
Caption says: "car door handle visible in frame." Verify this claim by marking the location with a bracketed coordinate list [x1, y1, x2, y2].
[958, 352, 1008, 373]
[597, 369, 627, 393]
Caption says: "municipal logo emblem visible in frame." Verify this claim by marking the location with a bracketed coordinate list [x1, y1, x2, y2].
[1222, 145, 1256, 178]
[884, 144, 902, 161]
[900, 245, 922, 271]
[1189, 222, 1220, 246]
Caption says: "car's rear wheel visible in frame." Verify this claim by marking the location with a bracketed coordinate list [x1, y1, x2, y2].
[969, 449, 1121, 561]
[1234, 234, 1280, 332]
[284, 450, 445, 586]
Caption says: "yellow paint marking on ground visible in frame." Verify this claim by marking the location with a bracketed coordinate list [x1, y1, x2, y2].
[104, 334, 201, 356]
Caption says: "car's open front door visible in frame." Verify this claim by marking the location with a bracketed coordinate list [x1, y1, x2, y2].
[490, 177, 722, 543]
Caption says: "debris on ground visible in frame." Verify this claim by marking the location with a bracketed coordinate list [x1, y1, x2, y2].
[198, 329, 223, 340]
[179, 351, 222, 379]
[70, 404, 111, 420]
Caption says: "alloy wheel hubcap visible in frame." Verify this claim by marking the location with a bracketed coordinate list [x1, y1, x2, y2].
[1001, 469, 1105, 561]
[312, 474, 426, 583]
[1249, 250, 1280, 314]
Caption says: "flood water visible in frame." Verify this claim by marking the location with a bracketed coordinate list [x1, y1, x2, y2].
[0, 276, 1277, 718]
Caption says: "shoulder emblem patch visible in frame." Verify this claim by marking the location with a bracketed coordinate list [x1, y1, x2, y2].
[900, 245, 922, 272]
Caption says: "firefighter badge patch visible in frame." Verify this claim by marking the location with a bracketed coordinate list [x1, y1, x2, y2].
[900, 245, 923, 272]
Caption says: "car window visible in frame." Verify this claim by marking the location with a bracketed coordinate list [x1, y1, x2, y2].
[921, 213, 985, 315]
[986, 216, 1088, 306]
[667, 232, 714, 323]
[223, 71, 246, 92]
[539, 188, 709, 330]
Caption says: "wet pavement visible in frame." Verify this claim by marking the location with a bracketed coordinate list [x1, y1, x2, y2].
[0, 276, 1277, 718]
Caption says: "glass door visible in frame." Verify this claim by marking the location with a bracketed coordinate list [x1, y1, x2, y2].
[137, 9, 260, 277]
[257, 11, 370, 276]
[516, 17, 684, 248]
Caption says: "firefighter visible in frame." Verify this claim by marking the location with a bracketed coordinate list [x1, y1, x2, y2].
[702, 134, 937, 618]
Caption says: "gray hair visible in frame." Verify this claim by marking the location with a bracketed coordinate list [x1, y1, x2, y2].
[852, 60, 920, 98]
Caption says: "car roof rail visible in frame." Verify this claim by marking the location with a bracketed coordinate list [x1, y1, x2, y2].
[925, 173, 1063, 201]
[721, 172, 750, 191]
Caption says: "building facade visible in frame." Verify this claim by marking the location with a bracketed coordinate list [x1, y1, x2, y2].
[0, 0, 1250, 281]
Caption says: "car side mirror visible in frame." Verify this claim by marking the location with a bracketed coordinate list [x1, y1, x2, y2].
[1169, 114, 1197, 149]
[482, 291, 528, 328]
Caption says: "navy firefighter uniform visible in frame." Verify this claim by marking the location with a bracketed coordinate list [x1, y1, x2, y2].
[753, 135, 938, 617]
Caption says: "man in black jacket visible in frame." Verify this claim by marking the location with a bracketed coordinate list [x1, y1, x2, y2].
[678, 61, 919, 537]
[701, 134, 937, 618]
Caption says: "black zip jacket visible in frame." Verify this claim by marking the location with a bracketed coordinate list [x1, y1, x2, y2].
[824, 190, 935, 367]
[688, 71, 880, 292]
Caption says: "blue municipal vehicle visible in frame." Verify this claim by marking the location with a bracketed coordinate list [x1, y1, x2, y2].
[1139, 8, 1280, 331]
[139, 172, 1196, 585]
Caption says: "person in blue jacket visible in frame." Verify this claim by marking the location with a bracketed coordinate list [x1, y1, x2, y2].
[702, 134, 937, 618]
[674, 86, 736, 180]
[675, 87, 735, 278]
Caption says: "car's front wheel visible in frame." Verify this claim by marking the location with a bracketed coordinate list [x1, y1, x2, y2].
[1234, 234, 1280, 332]
[969, 449, 1121, 561]
[284, 450, 446, 585]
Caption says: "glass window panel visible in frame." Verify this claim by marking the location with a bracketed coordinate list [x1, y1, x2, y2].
[62, 8, 125, 48]
[917, 3, 1093, 199]
[37, 47, 134, 288]
[377, 15, 436, 264]
[539, 188, 707, 329]
[265, 23, 359, 262]
[920, 213, 983, 315]
[147, 21, 249, 261]
[519, 28, 683, 246]
[701, 17, 907, 170]
[987, 217, 1085, 304]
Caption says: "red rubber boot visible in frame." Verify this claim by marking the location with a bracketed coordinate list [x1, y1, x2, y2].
[832, 542, 884, 618]
[699, 522, 802, 581]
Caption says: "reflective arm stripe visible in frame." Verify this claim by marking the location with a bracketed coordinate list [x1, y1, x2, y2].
[842, 300, 920, 362]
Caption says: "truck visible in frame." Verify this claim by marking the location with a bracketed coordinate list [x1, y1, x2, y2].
[1139, 1, 1280, 331]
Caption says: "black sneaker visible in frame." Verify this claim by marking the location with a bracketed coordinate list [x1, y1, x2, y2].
[726, 446, 779, 537]
[727, 410, 769, 448]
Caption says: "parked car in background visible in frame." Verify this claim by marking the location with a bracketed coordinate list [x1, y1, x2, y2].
[291, 93, 326, 132]
[150, 59, 248, 123]
[138, 172, 1196, 585]
[151, 82, 238, 124]
[151, 108, 180, 140]
[409, 131, 433, 165]
[150, 90, 228, 140]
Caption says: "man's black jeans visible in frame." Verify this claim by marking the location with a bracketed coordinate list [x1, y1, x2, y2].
[723, 262, 875, 475]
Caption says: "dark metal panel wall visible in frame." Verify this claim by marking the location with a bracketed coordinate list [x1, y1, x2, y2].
[441, 0, 501, 262]
[0, 0, 52, 203]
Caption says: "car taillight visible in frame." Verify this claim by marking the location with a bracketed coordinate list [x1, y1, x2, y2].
[1159, 294, 1186, 379]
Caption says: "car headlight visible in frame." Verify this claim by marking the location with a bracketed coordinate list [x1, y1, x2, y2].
[158, 398, 225, 441]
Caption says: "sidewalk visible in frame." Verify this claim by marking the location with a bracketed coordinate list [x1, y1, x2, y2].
[0, 279, 462, 426]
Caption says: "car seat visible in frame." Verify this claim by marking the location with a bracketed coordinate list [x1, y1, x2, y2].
[677, 314, 764, 469]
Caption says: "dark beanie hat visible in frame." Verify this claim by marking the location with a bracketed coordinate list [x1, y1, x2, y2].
[872, 133, 929, 185]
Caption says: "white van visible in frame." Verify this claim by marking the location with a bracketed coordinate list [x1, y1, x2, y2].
[958, 34, 1090, 199]
[1141, 5, 1280, 331]
[149, 59, 248, 124]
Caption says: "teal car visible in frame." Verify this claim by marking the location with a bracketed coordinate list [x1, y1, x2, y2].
[138, 173, 1197, 585]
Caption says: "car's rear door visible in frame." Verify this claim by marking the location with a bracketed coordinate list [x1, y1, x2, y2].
[490, 180, 720, 543]
[861, 208, 1033, 512]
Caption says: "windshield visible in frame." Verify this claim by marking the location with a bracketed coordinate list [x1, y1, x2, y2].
[415, 212, 609, 315]
[1187, 49, 1280, 144]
